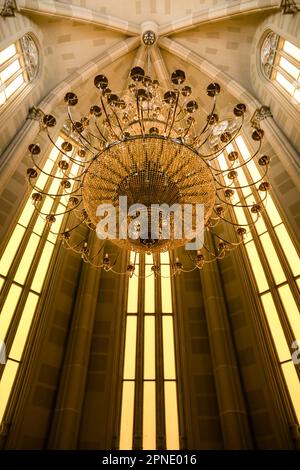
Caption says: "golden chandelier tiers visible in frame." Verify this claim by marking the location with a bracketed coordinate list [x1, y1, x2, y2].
[26, 66, 270, 276]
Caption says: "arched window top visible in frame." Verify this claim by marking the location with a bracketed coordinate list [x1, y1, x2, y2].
[0, 33, 39, 108]
[260, 30, 300, 105]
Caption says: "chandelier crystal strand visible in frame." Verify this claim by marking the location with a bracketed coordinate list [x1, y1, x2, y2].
[26, 66, 270, 277]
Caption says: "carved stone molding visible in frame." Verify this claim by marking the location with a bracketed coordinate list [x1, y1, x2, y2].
[0, 0, 17, 17]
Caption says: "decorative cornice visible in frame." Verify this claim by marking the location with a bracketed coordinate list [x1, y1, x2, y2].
[0, 0, 17, 17]
[250, 106, 273, 129]
[280, 0, 300, 14]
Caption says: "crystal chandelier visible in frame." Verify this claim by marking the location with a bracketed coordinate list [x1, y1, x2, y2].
[26, 62, 270, 277]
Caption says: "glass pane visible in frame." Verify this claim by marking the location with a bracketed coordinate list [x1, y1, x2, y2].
[0, 44, 16, 66]
[123, 316, 137, 380]
[35, 159, 56, 190]
[164, 381, 180, 450]
[143, 381, 156, 450]
[14, 233, 40, 285]
[247, 200, 267, 234]
[31, 242, 55, 293]
[130, 252, 139, 264]
[281, 362, 300, 423]
[0, 91, 5, 105]
[279, 56, 299, 80]
[275, 224, 300, 276]
[276, 72, 294, 95]
[245, 241, 269, 293]
[144, 316, 155, 380]
[127, 264, 139, 313]
[283, 40, 300, 62]
[9, 292, 39, 361]
[119, 381, 135, 450]
[18, 198, 36, 228]
[145, 264, 155, 313]
[264, 196, 282, 226]
[217, 153, 227, 171]
[0, 360, 19, 425]
[32, 196, 54, 235]
[160, 252, 170, 264]
[236, 167, 251, 197]
[5, 73, 24, 98]
[278, 285, 300, 340]
[235, 135, 251, 160]
[162, 316, 176, 380]
[0, 59, 21, 83]
[246, 160, 262, 183]
[145, 253, 153, 265]
[47, 203, 66, 243]
[0, 284, 22, 342]
[260, 232, 286, 285]
[161, 265, 172, 313]
[261, 293, 291, 362]
[294, 88, 300, 103]
[0, 225, 25, 276]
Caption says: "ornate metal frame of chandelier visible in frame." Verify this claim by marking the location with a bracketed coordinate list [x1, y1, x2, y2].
[26, 66, 271, 278]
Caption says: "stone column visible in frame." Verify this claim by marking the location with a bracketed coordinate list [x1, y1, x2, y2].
[202, 260, 253, 449]
[48, 235, 102, 449]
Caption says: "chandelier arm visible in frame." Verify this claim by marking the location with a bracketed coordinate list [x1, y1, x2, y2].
[201, 241, 226, 260]
[135, 95, 146, 137]
[214, 166, 268, 191]
[196, 118, 244, 159]
[210, 230, 245, 247]
[45, 129, 86, 162]
[66, 108, 104, 153]
[94, 120, 108, 142]
[215, 189, 268, 209]
[100, 96, 121, 141]
[84, 128, 107, 148]
[111, 107, 125, 136]
[214, 141, 262, 176]
[166, 91, 180, 138]
[193, 97, 217, 141]
[33, 199, 83, 218]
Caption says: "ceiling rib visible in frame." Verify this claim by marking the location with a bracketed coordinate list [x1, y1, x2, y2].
[17, 0, 140, 36]
[159, 0, 280, 36]
[150, 46, 170, 89]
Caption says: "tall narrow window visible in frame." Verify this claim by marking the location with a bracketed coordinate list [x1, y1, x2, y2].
[0, 34, 38, 108]
[119, 252, 180, 449]
[218, 134, 300, 422]
[0, 135, 80, 426]
[261, 31, 300, 104]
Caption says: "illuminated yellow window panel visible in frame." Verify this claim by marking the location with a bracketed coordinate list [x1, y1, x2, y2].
[0, 225, 25, 276]
[5, 74, 24, 98]
[33, 197, 54, 235]
[144, 316, 155, 380]
[161, 266, 173, 313]
[123, 316, 137, 380]
[162, 316, 176, 380]
[145, 264, 155, 313]
[279, 57, 299, 80]
[143, 381, 156, 450]
[278, 285, 300, 340]
[0, 360, 19, 425]
[31, 241, 55, 293]
[281, 362, 300, 423]
[47, 203, 66, 243]
[0, 284, 22, 342]
[260, 232, 286, 285]
[9, 292, 39, 361]
[294, 88, 300, 103]
[246, 160, 262, 183]
[127, 264, 139, 313]
[14, 233, 40, 285]
[217, 153, 228, 171]
[0, 59, 21, 82]
[247, 202, 267, 234]
[261, 293, 291, 362]
[236, 167, 251, 197]
[18, 198, 36, 228]
[164, 382, 180, 450]
[0, 44, 16, 66]
[160, 252, 170, 264]
[245, 241, 268, 293]
[130, 252, 139, 264]
[275, 224, 300, 276]
[35, 158, 56, 190]
[49, 137, 64, 162]
[276, 72, 294, 95]
[283, 40, 300, 62]
[119, 381, 135, 450]
[264, 196, 282, 226]
[235, 135, 251, 161]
